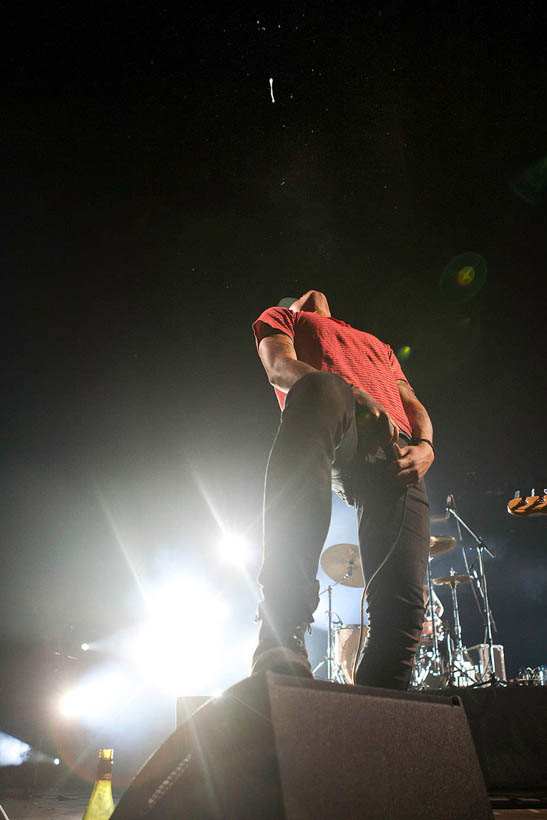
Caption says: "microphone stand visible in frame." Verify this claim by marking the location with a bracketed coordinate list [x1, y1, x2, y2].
[446, 501, 499, 683]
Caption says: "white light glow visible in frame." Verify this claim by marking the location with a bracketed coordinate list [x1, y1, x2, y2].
[130, 575, 230, 696]
[219, 532, 250, 568]
[59, 689, 90, 718]
[146, 574, 229, 624]
[81, 643, 90, 652]
[54, 757, 60, 766]
[0, 732, 31, 766]
[59, 672, 123, 719]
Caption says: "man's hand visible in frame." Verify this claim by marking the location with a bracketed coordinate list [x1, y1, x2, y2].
[353, 388, 399, 452]
[386, 441, 434, 485]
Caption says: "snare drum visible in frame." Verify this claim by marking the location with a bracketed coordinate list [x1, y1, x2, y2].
[333, 624, 368, 684]
[420, 617, 444, 642]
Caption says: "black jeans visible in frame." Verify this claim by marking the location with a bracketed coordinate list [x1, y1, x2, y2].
[258, 371, 430, 689]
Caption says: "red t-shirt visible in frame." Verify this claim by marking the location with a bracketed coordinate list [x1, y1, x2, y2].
[252, 307, 412, 436]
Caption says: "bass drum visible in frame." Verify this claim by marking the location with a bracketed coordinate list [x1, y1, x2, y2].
[333, 624, 368, 684]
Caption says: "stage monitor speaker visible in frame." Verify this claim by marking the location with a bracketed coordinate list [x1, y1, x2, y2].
[175, 695, 209, 729]
[458, 685, 547, 791]
[112, 673, 492, 820]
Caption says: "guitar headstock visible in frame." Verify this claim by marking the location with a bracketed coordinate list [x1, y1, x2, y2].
[507, 489, 547, 516]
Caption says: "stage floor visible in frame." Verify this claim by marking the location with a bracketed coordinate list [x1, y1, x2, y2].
[1, 793, 547, 819]
[0, 793, 101, 819]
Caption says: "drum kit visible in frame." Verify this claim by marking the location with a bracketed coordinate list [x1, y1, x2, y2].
[315, 532, 503, 689]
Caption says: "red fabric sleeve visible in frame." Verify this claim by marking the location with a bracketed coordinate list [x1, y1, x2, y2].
[252, 307, 297, 349]
[386, 345, 413, 391]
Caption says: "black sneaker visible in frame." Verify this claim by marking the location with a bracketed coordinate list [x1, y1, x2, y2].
[251, 624, 313, 678]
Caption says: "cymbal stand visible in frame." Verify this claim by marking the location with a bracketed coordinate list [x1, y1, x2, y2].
[444, 568, 475, 686]
[447, 504, 498, 682]
[312, 583, 344, 681]
[426, 557, 441, 676]
[448, 570, 464, 652]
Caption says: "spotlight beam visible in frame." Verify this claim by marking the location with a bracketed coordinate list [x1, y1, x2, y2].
[93, 483, 148, 604]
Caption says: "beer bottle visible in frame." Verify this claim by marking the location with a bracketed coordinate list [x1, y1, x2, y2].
[82, 748, 114, 820]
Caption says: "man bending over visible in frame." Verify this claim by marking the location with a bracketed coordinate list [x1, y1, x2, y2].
[251, 290, 434, 690]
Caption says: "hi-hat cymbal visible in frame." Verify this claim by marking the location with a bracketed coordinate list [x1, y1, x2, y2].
[433, 574, 472, 587]
[429, 535, 456, 557]
[320, 543, 364, 587]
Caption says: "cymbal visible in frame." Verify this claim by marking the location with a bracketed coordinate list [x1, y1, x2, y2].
[320, 543, 364, 587]
[433, 574, 472, 587]
[429, 535, 456, 557]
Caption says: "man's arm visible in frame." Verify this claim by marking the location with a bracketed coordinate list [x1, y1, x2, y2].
[387, 379, 435, 485]
[257, 333, 398, 447]
[397, 380, 434, 443]
[257, 333, 316, 392]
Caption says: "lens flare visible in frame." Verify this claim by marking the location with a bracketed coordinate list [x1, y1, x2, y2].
[509, 153, 547, 205]
[457, 315, 472, 330]
[440, 252, 487, 304]
[219, 532, 250, 568]
[456, 266, 475, 287]
[397, 345, 412, 362]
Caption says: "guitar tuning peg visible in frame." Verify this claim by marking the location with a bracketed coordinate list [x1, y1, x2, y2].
[514, 490, 521, 498]
[531, 488, 536, 496]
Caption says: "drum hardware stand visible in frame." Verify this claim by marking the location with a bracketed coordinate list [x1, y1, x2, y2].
[444, 569, 475, 686]
[426, 557, 442, 676]
[317, 543, 367, 683]
[312, 583, 344, 681]
[447, 502, 499, 684]
[446, 630, 453, 672]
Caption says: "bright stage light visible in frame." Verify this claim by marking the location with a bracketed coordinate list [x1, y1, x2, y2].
[59, 672, 123, 720]
[81, 642, 90, 652]
[131, 575, 231, 696]
[59, 690, 79, 717]
[54, 757, 60, 766]
[219, 532, 250, 568]
[59, 687, 96, 718]
[0, 732, 31, 766]
[146, 574, 229, 624]
[131, 625, 214, 697]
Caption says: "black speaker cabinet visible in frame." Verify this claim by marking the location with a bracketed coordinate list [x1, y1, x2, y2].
[458, 685, 547, 791]
[112, 673, 492, 820]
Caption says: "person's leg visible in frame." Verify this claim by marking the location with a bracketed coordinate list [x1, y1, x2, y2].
[253, 371, 356, 675]
[353, 450, 430, 690]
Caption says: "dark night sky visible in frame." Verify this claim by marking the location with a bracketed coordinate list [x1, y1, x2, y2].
[1, 0, 546, 759]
